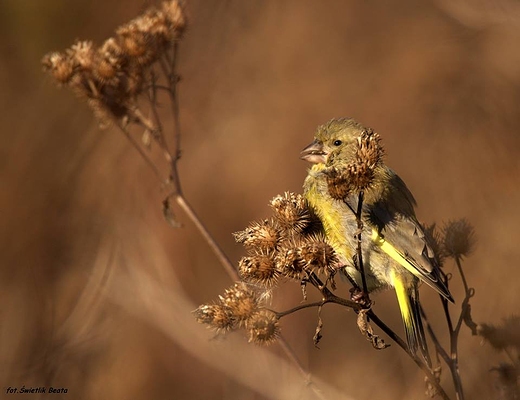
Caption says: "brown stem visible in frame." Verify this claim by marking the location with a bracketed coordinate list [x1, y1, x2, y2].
[420, 306, 451, 365]
[276, 301, 328, 318]
[448, 257, 472, 400]
[354, 191, 369, 296]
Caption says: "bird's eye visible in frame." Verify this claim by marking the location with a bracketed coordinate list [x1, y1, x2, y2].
[333, 140, 342, 146]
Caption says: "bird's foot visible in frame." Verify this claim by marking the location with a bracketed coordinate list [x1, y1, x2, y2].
[350, 287, 371, 308]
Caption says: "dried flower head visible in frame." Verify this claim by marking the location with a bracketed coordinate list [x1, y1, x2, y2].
[238, 251, 279, 287]
[275, 242, 305, 280]
[246, 310, 280, 345]
[161, 0, 187, 36]
[269, 192, 311, 233]
[478, 323, 507, 351]
[219, 283, 259, 325]
[41, 52, 75, 84]
[67, 40, 95, 71]
[490, 362, 519, 399]
[325, 166, 352, 201]
[93, 38, 124, 86]
[193, 304, 236, 332]
[116, 23, 156, 66]
[479, 316, 520, 351]
[297, 234, 338, 276]
[326, 129, 384, 199]
[442, 219, 476, 259]
[233, 218, 280, 251]
[355, 128, 384, 170]
[501, 316, 520, 349]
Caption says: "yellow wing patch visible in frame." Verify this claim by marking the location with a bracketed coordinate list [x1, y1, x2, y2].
[371, 229, 422, 279]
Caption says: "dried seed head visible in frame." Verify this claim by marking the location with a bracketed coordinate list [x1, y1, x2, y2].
[193, 304, 235, 332]
[67, 41, 95, 71]
[94, 57, 118, 85]
[442, 219, 476, 259]
[100, 37, 124, 58]
[269, 192, 311, 233]
[501, 316, 520, 349]
[219, 283, 259, 324]
[478, 323, 507, 351]
[356, 129, 384, 172]
[117, 26, 155, 66]
[93, 38, 124, 86]
[325, 166, 352, 201]
[233, 219, 280, 251]
[275, 242, 305, 280]
[238, 251, 279, 287]
[161, 0, 187, 36]
[479, 316, 520, 351]
[326, 129, 384, 199]
[246, 310, 280, 345]
[41, 52, 75, 84]
[114, 2, 184, 68]
[490, 363, 519, 394]
[297, 234, 338, 275]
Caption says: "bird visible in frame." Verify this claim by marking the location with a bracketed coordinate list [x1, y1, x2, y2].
[300, 117, 453, 363]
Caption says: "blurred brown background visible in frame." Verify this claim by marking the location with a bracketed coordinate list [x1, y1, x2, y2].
[1, 0, 520, 399]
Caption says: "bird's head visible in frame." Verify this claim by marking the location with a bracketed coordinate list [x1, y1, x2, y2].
[300, 118, 366, 165]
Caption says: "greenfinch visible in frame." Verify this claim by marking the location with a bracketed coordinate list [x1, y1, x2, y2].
[300, 117, 453, 363]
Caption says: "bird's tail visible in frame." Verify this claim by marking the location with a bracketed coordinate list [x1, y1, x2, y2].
[392, 271, 431, 367]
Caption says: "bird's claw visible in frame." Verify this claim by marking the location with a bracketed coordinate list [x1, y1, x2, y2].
[350, 287, 371, 308]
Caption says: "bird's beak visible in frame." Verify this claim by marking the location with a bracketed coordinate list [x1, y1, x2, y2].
[300, 140, 327, 164]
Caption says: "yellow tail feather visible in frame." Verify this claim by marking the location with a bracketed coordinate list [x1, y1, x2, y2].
[391, 270, 417, 354]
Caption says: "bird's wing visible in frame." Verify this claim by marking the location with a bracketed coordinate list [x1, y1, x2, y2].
[364, 171, 453, 302]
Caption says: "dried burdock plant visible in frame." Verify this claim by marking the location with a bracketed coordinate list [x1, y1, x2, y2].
[238, 250, 279, 288]
[442, 219, 476, 260]
[325, 128, 384, 201]
[269, 192, 312, 233]
[193, 303, 236, 332]
[246, 310, 281, 345]
[42, 1, 186, 128]
[233, 218, 281, 251]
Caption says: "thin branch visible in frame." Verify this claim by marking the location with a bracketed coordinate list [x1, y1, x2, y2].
[144, 70, 172, 157]
[354, 191, 369, 296]
[455, 256, 469, 296]
[420, 306, 451, 365]
[160, 45, 182, 194]
[276, 301, 328, 318]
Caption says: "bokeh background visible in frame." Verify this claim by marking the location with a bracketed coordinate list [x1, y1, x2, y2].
[2, 0, 520, 399]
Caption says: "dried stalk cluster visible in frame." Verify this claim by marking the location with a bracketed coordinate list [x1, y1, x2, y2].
[195, 192, 340, 344]
[237, 192, 338, 287]
[42, 0, 186, 126]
